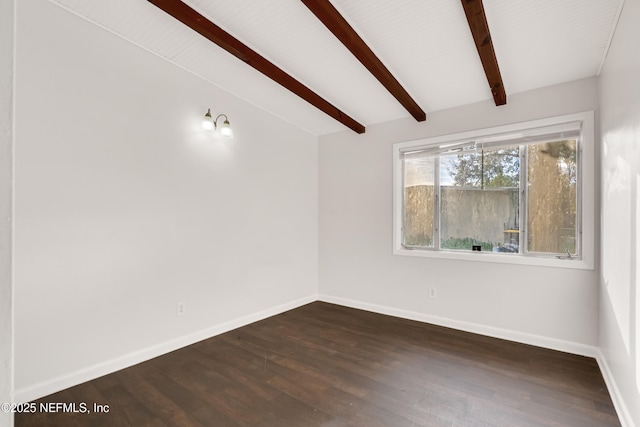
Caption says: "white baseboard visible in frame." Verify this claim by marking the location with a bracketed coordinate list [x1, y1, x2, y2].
[595, 349, 635, 427]
[317, 294, 599, 357]
[14, 294, 317, 404]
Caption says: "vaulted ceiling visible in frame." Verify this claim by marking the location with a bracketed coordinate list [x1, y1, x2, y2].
[50, 0, 624, 135]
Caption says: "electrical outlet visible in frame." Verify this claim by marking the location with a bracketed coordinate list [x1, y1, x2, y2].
[428, 288, 437, 299]
[177, 302, 186, 317]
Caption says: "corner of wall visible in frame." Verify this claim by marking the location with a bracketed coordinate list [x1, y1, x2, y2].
[0, 0, 15, 426]
[596, 0, 640, 425]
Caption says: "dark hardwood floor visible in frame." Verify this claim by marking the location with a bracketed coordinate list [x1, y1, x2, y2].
[16, 302, 620, 426]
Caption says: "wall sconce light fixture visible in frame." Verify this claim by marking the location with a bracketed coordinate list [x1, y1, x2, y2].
[202, 108, 233, 138]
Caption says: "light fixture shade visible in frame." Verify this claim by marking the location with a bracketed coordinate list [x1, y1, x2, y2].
[202, 109, 233, 138]
[201, 108, 214, 131]
[219, 119, 233, 138]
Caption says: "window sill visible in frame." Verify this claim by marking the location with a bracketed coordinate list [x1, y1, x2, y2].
[394, 247, 594, 270]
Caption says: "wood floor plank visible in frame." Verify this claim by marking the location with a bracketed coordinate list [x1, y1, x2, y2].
[15, 302, 621, 426]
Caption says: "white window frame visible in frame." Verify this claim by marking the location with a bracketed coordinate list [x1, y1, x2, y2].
[392, 111, 595, 270]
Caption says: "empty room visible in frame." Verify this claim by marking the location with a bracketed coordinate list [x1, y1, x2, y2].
[1, 0, 639, 426]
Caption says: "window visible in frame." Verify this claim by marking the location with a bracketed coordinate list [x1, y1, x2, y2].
[393, 112, 594, 269]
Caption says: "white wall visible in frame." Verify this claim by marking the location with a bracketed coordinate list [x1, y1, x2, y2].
[14, 0, 318, 401]
[0, 0, 15, 425]
[598, 0, 640, 424]
[13, 2, 638, 425]
[319, 78, 600, 353]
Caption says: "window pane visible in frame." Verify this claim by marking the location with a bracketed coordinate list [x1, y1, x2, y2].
[440, 147, 520, 252]
[403, 155, 435, 247]
[527, 140, 578, 254]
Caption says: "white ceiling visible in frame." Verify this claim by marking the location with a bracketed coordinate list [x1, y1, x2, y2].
[50, 0, 624, 136]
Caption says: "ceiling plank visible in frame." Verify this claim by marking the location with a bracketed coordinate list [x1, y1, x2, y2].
[302, 0, 426, 122]
[461, 0, 507, 106]
[147, 0, 365, 134]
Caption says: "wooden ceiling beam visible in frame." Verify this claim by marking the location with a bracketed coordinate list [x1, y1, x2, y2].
[461, 0, 507, 106]
[147, 0, 365, 133]
[302, 0, 426, 122]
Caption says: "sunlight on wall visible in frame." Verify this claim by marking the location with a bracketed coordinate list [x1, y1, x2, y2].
[602, 138, 632, 355]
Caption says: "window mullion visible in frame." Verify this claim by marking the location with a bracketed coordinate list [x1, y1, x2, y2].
[576, 141, 583, 257]
[400, 155, 406, 247]
[434, 157, 441, 250]
[520, 145, 527, 255]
